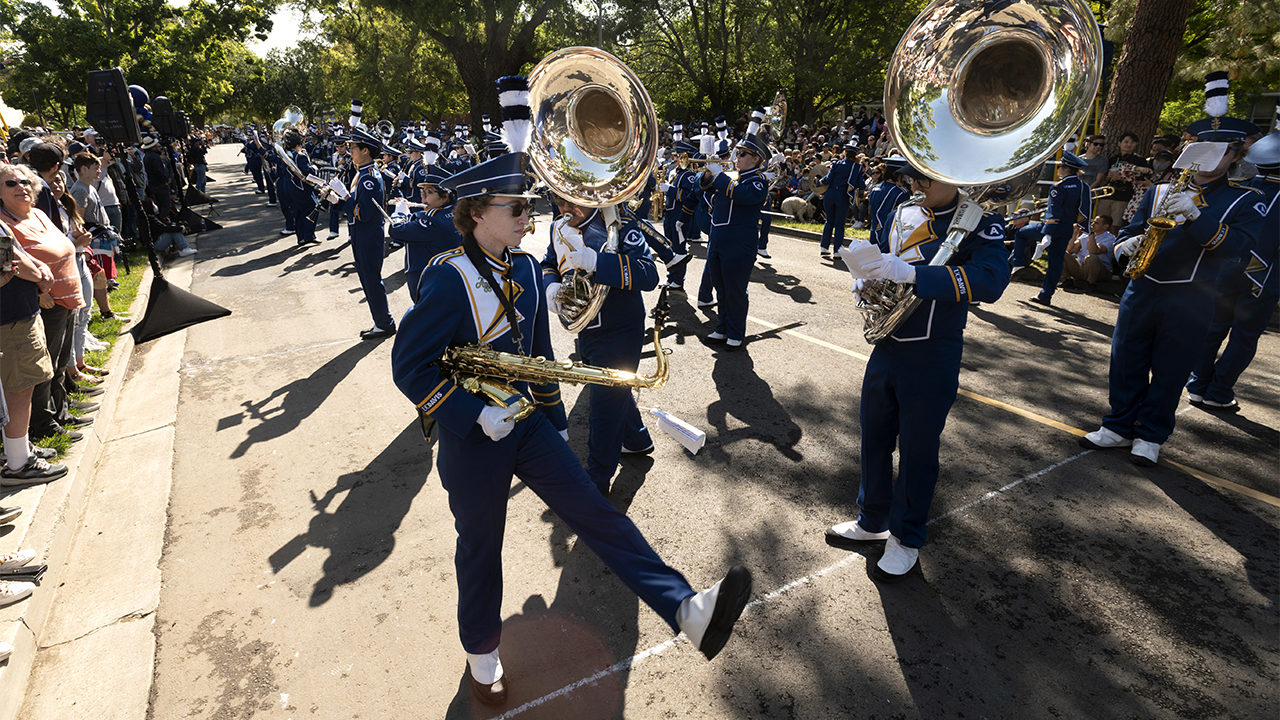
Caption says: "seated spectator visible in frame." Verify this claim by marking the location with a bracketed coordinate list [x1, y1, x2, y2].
[1061, 214, 1116, 292]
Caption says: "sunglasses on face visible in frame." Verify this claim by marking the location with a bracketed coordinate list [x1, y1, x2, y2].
[491, 201, 533, 217]
[1090, 141, 1103, 147]
[3, 179, 33, 188]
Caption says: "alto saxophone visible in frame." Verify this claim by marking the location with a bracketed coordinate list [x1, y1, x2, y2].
[437, 290, 672, 422]
[1124, 167, 1197, 280]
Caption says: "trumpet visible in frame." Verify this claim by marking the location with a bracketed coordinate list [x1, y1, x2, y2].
[1006, 186, 1115, 222]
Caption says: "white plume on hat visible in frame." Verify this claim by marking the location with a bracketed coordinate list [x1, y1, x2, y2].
[747, 107, 765, 137]
[349, 99, 365, 130]
[497, 76, 533, 154]
[1204, 71, 1229, 119]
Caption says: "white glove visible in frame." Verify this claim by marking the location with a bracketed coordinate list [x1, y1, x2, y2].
[659, 182, 672, 192]
[395, 170, 406, 183]
[1166, 190, 1201, 221]
[477, 404, 519, 442]
[708, 163, 723, 177]
[770, 152, 786, 166]
[566, 245, 598, 272]
[559, 429, 569, 442]
[1115, 236, 1141, 261]
[1030, 235, 1052, 262]
[392, 199, 410, 217]
[546, 282, 563, 315]
[837, 241, 884, 280]
[851, 278, 867, 298]
[557, 222, 584, 253]
[862, 253, 917, 284]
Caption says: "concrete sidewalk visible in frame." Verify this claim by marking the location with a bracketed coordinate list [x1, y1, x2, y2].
[1, 251, 199, 720]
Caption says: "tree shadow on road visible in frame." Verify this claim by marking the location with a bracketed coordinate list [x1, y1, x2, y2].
[267, 422, 430, 607]
[221, 341, 379, 458]
[706, 350, 803, 463]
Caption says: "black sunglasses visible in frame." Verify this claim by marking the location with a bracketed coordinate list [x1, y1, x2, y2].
[3, 179, 33, 188]
[491, 201, 533, 217]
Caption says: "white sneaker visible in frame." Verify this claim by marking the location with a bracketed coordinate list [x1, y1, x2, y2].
[852, 221, 865, 229]
[706, 331, 726, 341]
[827, 520, 891, 543]
[0, 640, 11, 662]
[820, 249, 832, 258]
[667, 252, 689, 266]
[0, 549, 35, 570]
[0, 581, 35, 606]
[1186, 392, 1204, 403]
[326, 232, 340, 240]
[875, 535, 919, 579]
[697, 300, 716, 308]
[676, 565, 751, 660]
[726, 338, 742, 348]
[1080, 426, 1132, 449]
[1131, 438, 1161, 467]
[177, 248, 197, 257]
[757, 248, 771, 258]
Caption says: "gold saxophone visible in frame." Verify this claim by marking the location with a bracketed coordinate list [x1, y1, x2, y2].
[1124, 167, 1196, 280]
[437, 290, 671, 422]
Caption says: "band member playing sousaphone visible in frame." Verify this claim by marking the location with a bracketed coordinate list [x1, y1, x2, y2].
[390, 69, 751, 708]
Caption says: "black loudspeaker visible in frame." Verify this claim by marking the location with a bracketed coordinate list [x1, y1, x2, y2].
[86, 68, 142, 145]
[177, 111, 191, 137]
[151, 96, 180, 137]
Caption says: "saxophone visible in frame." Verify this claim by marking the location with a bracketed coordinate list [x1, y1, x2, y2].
[1124, 167, 1197, 280]
[437, 290, 671, 422]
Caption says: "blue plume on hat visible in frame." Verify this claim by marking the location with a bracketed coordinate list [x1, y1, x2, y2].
[497, 75, 532, 154]
[1204, 71, 1229, 119]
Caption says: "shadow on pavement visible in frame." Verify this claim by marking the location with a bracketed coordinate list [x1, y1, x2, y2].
[222, 340, 380, 458]
[267, 422, 430, 607]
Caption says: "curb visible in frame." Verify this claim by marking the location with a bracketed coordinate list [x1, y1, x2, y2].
[0, 262, 155, 720]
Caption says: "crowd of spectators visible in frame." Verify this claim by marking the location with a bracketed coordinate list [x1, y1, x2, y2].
[0, 125, 216, 634]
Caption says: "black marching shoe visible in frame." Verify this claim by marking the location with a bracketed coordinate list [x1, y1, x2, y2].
[697, 565, 753, 660]
[359, 325, 396, 340]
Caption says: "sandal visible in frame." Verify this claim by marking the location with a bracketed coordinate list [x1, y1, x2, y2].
[77, 364, 109, 377]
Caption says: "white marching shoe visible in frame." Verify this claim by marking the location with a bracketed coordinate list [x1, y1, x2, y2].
[1079, 426, 1132, 450]
[1130, 438, 1161, 467]
[677, 565, 752, 660]
[872, 535, 919, 583]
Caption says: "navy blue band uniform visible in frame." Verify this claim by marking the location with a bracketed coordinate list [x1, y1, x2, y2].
[284, 148, 318, 244]
[387, 200, 462, 303]
[1102, 174, 1264, 444]
[540, 208, 660, 493]
[390, 243, 696, 656]
[1012, 162, 1091, 302]
[857, 198, 1010, 550]
[700, 165, 769, 343]
[345, 160, 395, 332]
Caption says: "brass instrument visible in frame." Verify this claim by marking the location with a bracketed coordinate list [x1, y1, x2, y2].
[525, 46, 659, 333]
[1124, 167, 1196, 279]
[1006, 186, 1114, 222]
[859, 0, 1102, 344]
[438, 290, 671, 422]
[272, 106, 323, 189]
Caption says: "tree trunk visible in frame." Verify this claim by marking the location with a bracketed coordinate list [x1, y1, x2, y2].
[1098, 0, 1194, 157]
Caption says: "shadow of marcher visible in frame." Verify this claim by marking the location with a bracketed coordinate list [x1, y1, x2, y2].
[211, 243, 305, 277]
[706, 350, 803, 462]
[222, 341, 379, 459]
[751, 262, 814, 305]
[267, 422, 430, 606]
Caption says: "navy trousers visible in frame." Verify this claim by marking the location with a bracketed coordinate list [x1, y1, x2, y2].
[758, 214, 771, 251]
[350, 224, 394, 330]
[328, 201, 342, 236]
[437, 410, 693, 653]
[290, 195, 316, 243]
[247, 159, 265, 192]
[1010, 222, 1046, 268]
[821, 198, 848, 251]
[708, 248, 754, 342]
[403, 245, 434, 305]
[697, 237, 721, 306]
[579, 327, 653, 490]
[1187, 261, 1277, 405]
[1104, 281, 1215, 444]
[265, 171, 278, 205]
[856, 337, 962, 549]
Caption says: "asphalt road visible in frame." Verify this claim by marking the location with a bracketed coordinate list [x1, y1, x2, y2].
[148, 144, 1279, 720]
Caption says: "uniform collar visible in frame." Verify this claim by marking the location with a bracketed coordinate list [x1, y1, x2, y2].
[477, 244, 511, 273]
[357, 161, 376, 171]
[1191, 175, 1229, 194]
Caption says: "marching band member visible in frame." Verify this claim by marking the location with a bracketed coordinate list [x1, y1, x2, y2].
[867, 157, 909, 252]
[1080, 93, 1264, 466]
[325, 138, 351, 240]
[659, 123, 697, 292]
[241, 131, 267, 195]
[1186, 128, 1279, 412]
[390, 76, 751, 706]
[1011, 151, 1092, 305]
[281, 131, 320, 246]
[698, 109, 770, 349]
[541, 195, 660, 494]
[816, 142, 865, 257]
[261, 138, 281, 212]
[400, 137, 429, 199]
[827, 161, 1009, 582]
[344, 128, 396, 340]
[387, 162, 459, 304]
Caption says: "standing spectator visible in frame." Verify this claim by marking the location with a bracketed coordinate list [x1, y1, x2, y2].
[142, 136, 172, 220]
[0, 163, 89, 443]
[1080, 135, 1110, 189]
[1097, 132, 1150, 234]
